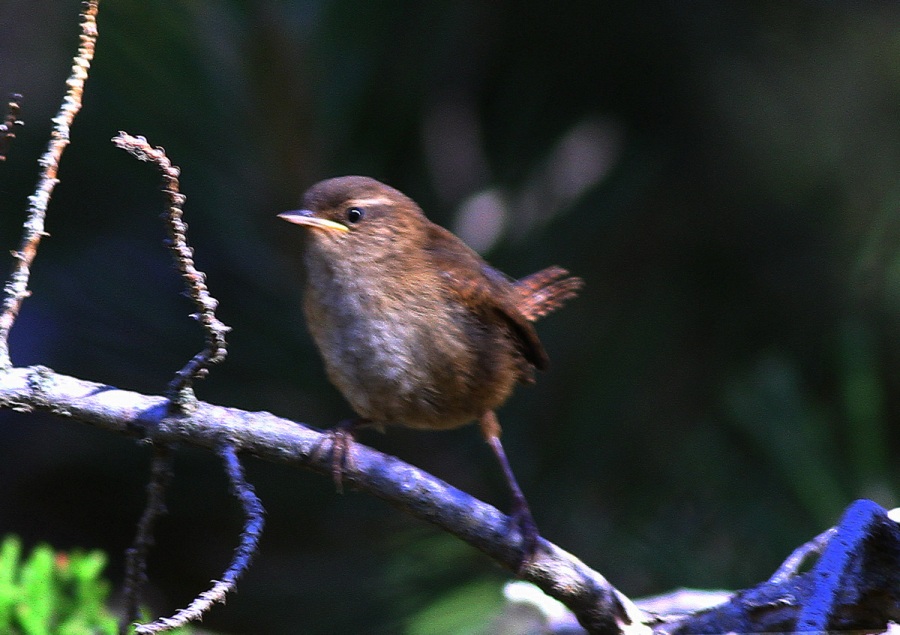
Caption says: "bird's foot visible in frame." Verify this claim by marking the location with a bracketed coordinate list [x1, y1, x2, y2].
[509, 498, 540, 570]
[312, 419, 362, 493]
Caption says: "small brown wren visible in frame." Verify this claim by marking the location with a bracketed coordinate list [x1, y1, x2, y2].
[279, 176, 582, 559]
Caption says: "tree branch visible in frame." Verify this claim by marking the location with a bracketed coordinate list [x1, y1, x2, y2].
[6, 365, 899, 633]
[0, 365, 643, 635]
[654, 500, 900, 634]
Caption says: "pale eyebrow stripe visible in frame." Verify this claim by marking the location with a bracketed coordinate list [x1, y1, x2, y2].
[348, 197, 393, 207]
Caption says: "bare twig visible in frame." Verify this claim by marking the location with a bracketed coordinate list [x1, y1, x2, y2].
[121, 445, 175, 634]
[767, 525, 837, 584]
[0, 365, 636, 635]
[0, 93, 24, 161]
[111, 133, 230, 411]
[0, 1, 99, 369]
[134, 444, 265, 634]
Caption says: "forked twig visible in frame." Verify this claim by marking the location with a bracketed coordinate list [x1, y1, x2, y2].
[134, 445, 265, 634]
[111, 132, 230, 411]
[0, 1, 99, 369]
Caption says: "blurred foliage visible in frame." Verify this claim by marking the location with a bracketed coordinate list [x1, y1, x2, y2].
[0, 535, 116, 635]
[0, 1, 899, 634]
[0, 535, 195, 635]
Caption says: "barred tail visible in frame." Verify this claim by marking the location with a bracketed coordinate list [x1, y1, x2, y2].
[514, 266, 583, 322]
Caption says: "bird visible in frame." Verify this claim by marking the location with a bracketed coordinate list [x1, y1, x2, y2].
[278, 175, 582, 560]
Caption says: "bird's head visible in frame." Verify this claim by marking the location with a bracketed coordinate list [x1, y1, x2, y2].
[278, 176, 429, 261]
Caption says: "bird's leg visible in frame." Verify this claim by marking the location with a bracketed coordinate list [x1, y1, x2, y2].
[312, 418, 370, 493]
[479, 411, 539, 564]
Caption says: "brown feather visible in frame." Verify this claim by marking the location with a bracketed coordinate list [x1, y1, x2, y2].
[515, 266, 584, 322]
[424, 223, 550, 372]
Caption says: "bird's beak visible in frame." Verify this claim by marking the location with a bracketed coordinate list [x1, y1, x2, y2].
[277, 210, 350, 233]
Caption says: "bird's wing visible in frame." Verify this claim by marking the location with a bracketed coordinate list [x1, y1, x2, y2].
[424, 224, 549, 371]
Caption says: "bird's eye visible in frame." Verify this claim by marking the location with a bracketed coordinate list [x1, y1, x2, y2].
[346, 207, 364, 223]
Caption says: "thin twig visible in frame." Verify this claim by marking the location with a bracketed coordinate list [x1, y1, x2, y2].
[121, 445, 175, 634]
[134, 444, 265, 634]
[767, 526, 837, 584]
[0, 1, 99, 369]
[111, 132, 230, 411]
[0, 93, 24, 162]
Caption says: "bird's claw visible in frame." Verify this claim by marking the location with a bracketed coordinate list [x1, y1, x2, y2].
[312, 420, 358, 493]
[509, 499, 540, 570]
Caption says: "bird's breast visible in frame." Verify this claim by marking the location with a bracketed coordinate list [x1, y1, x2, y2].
[302, 255, 520, 429]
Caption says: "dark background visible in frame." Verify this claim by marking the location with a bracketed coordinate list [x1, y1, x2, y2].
[1, 2, 899, 633]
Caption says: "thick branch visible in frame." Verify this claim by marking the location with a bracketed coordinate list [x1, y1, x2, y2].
[3, 366, 900, 633]
[0, 365, 640, 635]
[653, 499, 900, 634]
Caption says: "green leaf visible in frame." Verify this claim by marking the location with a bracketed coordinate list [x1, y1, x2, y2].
[16, 544, 56, 635]
[0, 535, 22, 629]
